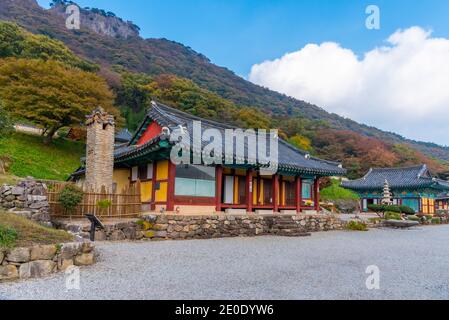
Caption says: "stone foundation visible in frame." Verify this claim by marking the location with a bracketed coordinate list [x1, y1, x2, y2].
[55, 214, 344, 241]
[0, 242, 95, 282]
[0, 179, 51, 225]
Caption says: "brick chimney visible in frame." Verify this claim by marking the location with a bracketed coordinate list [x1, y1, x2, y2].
[85, 107, 115, 192]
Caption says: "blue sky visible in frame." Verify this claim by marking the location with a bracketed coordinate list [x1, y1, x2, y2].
[36, 0, 449, 144]
[36, 0, 449, 76]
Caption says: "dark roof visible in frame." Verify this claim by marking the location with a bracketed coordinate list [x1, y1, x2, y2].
[122, 101, 346, 176]
[342, 165, 449, 191]
[115, 129, 133, 143]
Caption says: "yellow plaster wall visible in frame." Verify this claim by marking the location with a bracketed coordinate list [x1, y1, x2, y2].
[157, 160, 169, 180]
[141, 181, 152, 203]
[253, 178, 258, 205]
[113, 169, 130, 193]
[155, 181, 168, 202]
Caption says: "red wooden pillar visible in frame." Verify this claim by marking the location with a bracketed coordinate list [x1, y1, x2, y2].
[246, 169, 254, 213]
[273, 174, 279, 213]
[314, 177, 320, 212]
[215, 166, 223, 212]
[295, 176, 302, 213]
[166, 161, 176, 212]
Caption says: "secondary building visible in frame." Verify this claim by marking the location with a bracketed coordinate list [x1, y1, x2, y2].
[71, 102, 346, 214]
[342, 165, 449, 214]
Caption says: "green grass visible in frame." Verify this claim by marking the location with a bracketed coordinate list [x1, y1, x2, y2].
[0, 132, 84, 181]
[321, 179, 360, 201]
[0, 212, 73, 248]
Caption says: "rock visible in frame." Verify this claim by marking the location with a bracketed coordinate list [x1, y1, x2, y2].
[0, 265, 19, 281]
[74, 253, 94, 266]
[57, 258, 74, 271]
[60, 243, 81, 259]
[143, 231, 155, 238]
[81, 242, 94, 253]
[6, 248, 31, 263]
[11, 187, 24, 195]
[153, 224, 168, 231]
[27, 195, 47, 202]
[4, 195, 15, 202]
[94, 230, 107, 241]
[30, 245, 57, 261]
[123, 227, 137, 240]
[19, 260, 56, 279]
[29, 202, 48, 209]
[110, 230, 126, 241]
[0, 251, 4, 264]
[154, 231, 167, 238]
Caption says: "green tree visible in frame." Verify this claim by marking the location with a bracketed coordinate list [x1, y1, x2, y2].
[0, 101, 13, 137]
[0, 21, 97, 72]
[0, 58, 121, 143]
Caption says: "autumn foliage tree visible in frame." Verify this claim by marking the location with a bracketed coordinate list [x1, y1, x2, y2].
[0, 58, 120, 143]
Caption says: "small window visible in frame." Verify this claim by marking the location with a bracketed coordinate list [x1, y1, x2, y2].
[175, 164, 216, 197]
[302, 180, 313, 199]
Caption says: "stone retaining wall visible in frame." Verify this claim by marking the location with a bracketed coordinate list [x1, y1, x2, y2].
[0, 242, 95, 282]
[0, 179, 51, 225]
[56, 214, 344, 241]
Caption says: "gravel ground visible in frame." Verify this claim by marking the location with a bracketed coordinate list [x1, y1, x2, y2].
[1, 225, 449, 300]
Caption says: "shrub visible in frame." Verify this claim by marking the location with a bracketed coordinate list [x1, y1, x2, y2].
[431, 217, 442, 225]
[333, 199, 360, 214]
[385, 211, 402, 220]
[407, 215, 420, 222]
[0, 103, 13, 137]
[346, 220, 368, 231]
[398, 205, 416, 215]
[96, 199, 112, 209]
[0, 224, 18, 248]
[368, 204, 415, 215]
[58, 184, 83, 213]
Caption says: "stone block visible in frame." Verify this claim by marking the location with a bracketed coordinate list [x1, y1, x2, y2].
[225, 209, 247, 215]
[60, 243, 81, 259]
[11, 187, 24, 196]
[6, 247, 31, 263]
[57, 258, 74, 271]
[74, 253, 95, 266]
[0, 265, 19, 281]
[19, 260, 56, 279]
[30, 245, 57, 261]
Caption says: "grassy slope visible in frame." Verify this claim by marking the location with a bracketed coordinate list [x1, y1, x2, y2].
[0, 132, 84, 181]
[321, 180, 359, 201]
[0, 212, 73, 248]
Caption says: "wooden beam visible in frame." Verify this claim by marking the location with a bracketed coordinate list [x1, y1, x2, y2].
[215, 166, 223, 212]
[166, 161, 176, 212]
[273, 174, 279, 213]
[246, 169, 253, 213]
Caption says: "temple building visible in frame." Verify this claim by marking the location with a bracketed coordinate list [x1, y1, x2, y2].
[342, 165, 449, 214]
[71, 102, 346, 214]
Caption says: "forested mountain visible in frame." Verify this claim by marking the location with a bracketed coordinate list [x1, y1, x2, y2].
[0, 0, 448, 179]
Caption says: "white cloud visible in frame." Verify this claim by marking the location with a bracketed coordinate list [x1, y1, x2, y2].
[249, 27, 449, 145]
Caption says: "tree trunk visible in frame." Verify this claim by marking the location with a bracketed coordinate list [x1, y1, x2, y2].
[43, 127, 57, 145]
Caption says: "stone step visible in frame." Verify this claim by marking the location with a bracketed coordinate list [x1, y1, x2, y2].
[275, 231, 311, 237]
